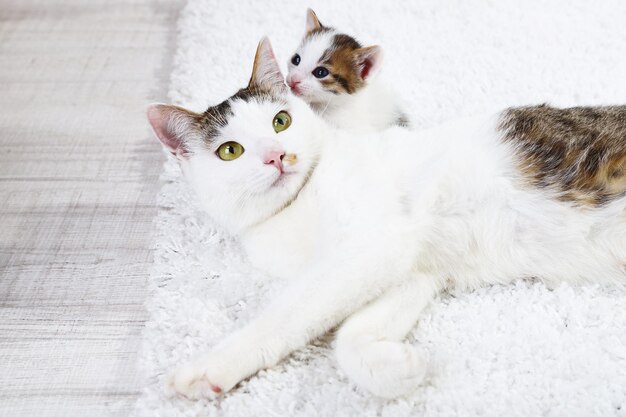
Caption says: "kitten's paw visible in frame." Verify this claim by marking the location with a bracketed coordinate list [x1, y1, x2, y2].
[336, 340, 427, 399]
[165, 354, 236, 400]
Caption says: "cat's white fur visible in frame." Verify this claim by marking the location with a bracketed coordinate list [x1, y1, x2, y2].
[286, 13, 407, 132]
[317, 77, 405, 133]
[148, 39, 626, 400]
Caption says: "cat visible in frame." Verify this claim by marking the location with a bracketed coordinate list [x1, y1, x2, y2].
[286, 9, 410, 131]
[147, 38, 626, 400]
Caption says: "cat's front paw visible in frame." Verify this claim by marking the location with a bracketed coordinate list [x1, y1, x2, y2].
[166, 354, 238, 400]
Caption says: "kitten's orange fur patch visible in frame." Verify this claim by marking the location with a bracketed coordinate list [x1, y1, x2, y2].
[318, 35, 366, 95]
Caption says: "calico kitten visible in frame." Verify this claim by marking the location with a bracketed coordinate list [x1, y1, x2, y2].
[147, 38, 626, 400]
[286, 9, 409, 131]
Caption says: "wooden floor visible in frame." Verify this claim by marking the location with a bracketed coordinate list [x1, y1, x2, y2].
[0, 1, 183, 415]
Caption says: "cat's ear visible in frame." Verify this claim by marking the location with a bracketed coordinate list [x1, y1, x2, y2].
[354, 45, 383, 81]
[147, 103, 201, 159]
[248, 37, 286, 92]
[305, 8, 323, 34]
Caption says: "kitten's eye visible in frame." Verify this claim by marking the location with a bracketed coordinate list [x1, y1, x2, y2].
[273, 111, 291, 133]
[216, 141, 244, 161]
[291, 54, 301, 66]
[313, 66, 329, 78]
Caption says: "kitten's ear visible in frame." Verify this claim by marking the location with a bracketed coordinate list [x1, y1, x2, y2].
[354, 45, 383, 81]
[146, 103, 201, 159]
[305, 8, 323, 34]
[248, 37, 286, 92]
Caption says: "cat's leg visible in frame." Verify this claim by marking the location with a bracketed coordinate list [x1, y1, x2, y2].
[335, 277, 437, 398]
[167, 251, 413, 400]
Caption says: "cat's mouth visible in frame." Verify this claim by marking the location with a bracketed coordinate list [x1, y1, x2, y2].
[269, 153, 299, 187]
[290, 84, 303, 96]
[271, 171, 294, 186]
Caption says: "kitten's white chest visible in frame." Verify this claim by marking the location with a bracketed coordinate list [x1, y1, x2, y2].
[324, 78, 403, 132]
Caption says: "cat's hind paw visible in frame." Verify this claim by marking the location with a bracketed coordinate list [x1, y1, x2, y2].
[336, 340, 427, 399]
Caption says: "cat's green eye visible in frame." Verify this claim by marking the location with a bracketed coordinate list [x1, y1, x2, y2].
[216, 141, 244, 161]
[273, 111, 291, 133]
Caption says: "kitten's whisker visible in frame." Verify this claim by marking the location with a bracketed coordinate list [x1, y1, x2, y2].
[318, 97, 333, 117]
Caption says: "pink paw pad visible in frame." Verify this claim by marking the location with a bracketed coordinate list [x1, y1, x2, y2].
[210, 384, 222, 394]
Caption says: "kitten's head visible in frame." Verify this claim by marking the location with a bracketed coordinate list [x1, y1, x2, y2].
[147, 38, 321, 233]
[286, 9, 383, 106]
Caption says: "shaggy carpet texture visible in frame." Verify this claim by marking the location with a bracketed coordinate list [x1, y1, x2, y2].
[133, 1, 626, 416]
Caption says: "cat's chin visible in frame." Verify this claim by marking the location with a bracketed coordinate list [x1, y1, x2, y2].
[294, 90, 320, 106]
[271, 171, 296, 187]
[307, 97, 334, 112]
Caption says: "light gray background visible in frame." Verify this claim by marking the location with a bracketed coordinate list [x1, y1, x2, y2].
[0, 1, 183, 415]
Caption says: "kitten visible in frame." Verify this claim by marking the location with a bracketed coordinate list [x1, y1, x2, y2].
[286, 9, 409, 131]
[147, 38, 626, 400]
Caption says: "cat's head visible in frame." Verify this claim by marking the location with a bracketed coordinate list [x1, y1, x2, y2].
[286, 9, 383, 107]
[147, 38, 321, 233]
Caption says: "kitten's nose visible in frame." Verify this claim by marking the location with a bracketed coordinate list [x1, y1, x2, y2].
[264, 150, 285, 173]
[287, 75, 301, 90]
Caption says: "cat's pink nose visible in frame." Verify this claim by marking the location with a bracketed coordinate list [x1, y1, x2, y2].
[264, 150, 285, 173]
[287, 76, 301, 90]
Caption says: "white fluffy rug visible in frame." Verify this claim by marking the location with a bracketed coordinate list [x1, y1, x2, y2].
[133, 1, 626, 416]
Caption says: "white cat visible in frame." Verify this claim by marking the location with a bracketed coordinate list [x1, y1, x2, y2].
[286, 9, 409, 131]
[147, 38, 626, 400]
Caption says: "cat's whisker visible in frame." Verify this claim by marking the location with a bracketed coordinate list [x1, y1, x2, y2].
[318, 97, 333, 118]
